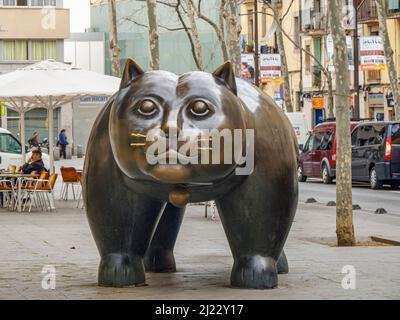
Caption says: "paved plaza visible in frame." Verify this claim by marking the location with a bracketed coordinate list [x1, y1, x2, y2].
[0, 159, 399, 300]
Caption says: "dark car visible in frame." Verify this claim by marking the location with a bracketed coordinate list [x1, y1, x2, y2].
[298, 121, 359, 184]
[351, 121, 400, 189]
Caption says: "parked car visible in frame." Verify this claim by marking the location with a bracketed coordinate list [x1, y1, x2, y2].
[351, 121, 400, 189]
[0, 128, 50, 170]
[286, 112, 310, 150]
[298, 121, 359, 184]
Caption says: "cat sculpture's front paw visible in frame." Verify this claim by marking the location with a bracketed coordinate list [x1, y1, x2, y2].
[98, 253, 145, 287]
[231, 255, 278, 289]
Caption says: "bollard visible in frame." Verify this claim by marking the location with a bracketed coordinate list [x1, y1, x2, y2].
[66, 146, 72, 159]
[53, 147, 60, 161]
[76, 145, 83, 158]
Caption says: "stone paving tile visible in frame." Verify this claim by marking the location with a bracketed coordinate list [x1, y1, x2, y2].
[0, 162, 399, 299]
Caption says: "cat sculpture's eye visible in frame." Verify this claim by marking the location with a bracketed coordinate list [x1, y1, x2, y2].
[138, 99, 158, 116]
[188, 100, 212, 117]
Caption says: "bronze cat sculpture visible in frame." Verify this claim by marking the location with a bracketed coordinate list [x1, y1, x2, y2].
[82, 59, 298, 289]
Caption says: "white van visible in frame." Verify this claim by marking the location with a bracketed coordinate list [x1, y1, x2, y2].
[0, 128, 50, 170]
[285, 112, 310, 149]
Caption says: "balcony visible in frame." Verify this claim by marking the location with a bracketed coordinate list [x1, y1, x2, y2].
[357, 0, 378, 23]
[0, 7, 69, 39]
[301, 10, 327, 35]
[388, 0, 400, 18]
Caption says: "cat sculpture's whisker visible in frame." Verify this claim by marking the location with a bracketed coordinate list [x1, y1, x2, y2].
[130, 143, 146, 147]
[130, 133, 147, 138]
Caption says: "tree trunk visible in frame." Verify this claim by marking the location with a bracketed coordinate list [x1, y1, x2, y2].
[108, 0, 120, 77]
[272, 0, 293, 112]
[328, 0, 355, 246]
[146, 0, 160, 70]
[225, 0, 242, 76]
[375, 0, 400, 120]
[184, 0, 204, 70]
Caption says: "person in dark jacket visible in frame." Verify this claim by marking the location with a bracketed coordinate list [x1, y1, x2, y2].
[20, 149, 46, 174]
[58, 129, 69, 159]
[28, 131, 40, 149]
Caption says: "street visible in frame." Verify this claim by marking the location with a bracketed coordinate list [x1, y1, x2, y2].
[299, 179, 400, 216]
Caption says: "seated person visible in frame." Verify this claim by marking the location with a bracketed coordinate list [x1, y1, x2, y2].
[19, 150, 46, 174]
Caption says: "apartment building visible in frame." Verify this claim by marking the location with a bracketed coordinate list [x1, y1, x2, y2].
[240, 0, 302, 112]
[357, 0, 400, 121]
[241, 0, 400, 128]
[0, 0, 70, 145]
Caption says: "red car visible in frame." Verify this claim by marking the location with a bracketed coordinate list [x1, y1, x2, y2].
[298, 121, 359, 184]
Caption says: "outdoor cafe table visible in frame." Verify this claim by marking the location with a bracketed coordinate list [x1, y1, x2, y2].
[0, 173, 39, 212]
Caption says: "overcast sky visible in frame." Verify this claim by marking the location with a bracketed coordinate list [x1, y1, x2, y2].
[64, 0, 91, 33]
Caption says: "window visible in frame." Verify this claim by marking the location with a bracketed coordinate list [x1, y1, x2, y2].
[320, 131, 334, 150]
[356, 125, 386, 146]
[3, 40, 28, 60]
[368, 70, 381, 81]
[294, 16, 300, 47]
[313, 132, 324, 150]
[392, 124, 400, 144]
[262, 6, 266, 38]
[248, 10, 254, 44]
[31, 40, 57, 60]
[304, 135, 314, 152]
[0, 133, 22, 154]
[305, 45, 311, 73]
[351, 128, 359, 146]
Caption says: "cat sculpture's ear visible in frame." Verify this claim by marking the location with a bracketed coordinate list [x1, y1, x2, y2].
[212, 61, 237, 95]
[120, 58, 145, 89]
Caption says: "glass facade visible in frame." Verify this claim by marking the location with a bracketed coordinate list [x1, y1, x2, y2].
[6, 108, 60, 145]
[91, 0, 223, 75]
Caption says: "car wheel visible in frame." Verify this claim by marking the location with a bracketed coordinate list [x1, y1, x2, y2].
[370, 167, 383, 190]
[298, 165, 307, 182]
[322, 164, 333, 184]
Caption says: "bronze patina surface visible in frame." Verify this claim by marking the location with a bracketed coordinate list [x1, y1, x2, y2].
[83, 59, 298, 289]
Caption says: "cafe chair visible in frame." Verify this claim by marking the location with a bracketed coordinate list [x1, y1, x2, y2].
[60, 167, 81, 200]
[0, 179, 17, 210]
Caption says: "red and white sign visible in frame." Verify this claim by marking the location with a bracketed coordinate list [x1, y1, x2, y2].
[360, 36, 386, 71]
[260, 54, 282, 84]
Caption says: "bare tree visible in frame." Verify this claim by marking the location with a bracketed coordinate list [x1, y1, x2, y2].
[268, 0, 293, 112]
[146, 0, 160, 70]
[225, 0, 242, 76]
[328, 0, 355, 246]
[375, 0, 400, 120]
[183, 0, 204, 70]
[108, 0, 120, 77]
[196, 0, 229, 62]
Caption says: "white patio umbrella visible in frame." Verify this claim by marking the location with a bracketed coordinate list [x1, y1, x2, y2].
[0, 60, 120, 172]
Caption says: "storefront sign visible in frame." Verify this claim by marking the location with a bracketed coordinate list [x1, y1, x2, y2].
[260, 54, 282, 84]
[0, 101, 5, 116]
[79, 96, 109, 105]
[369, 93, 385, 108]
[326, 34, 354, 71]
[312, 96, 324, 109]
[360, 36, 386, 71]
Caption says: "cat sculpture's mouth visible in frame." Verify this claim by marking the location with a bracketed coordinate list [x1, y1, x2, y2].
[148, 149, 195, 183]
[155, 149, 199, 163]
